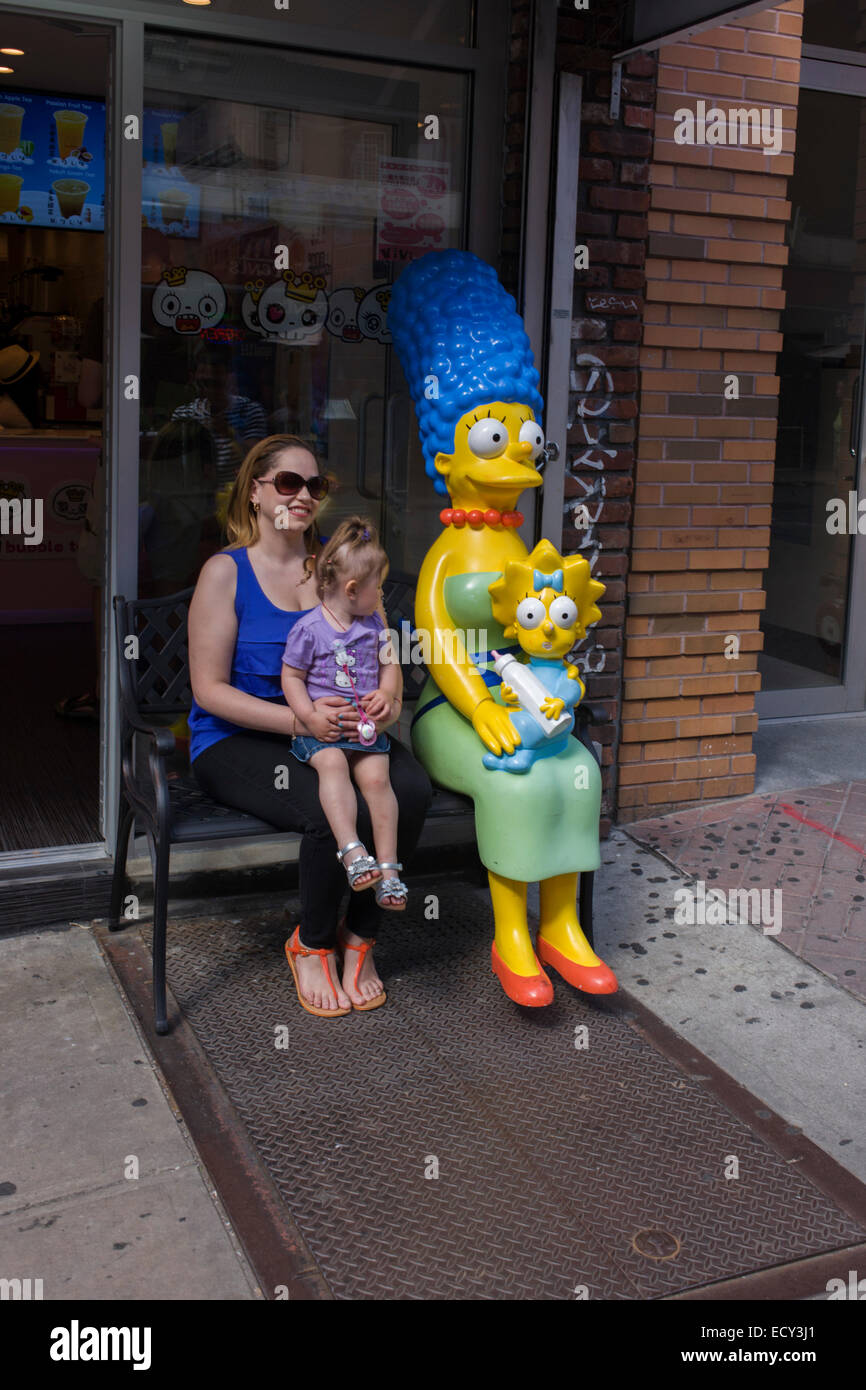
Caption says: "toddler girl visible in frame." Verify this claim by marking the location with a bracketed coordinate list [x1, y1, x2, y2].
[281, 517, 407, 909]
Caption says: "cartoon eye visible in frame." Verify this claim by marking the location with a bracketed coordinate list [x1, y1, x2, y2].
[331, 308, 345, 327]
[549, 597, 578, 629]
[519, 420, 545, 459]
[301, 309, 317, 326]
[365, 314, 381, 332]
[467, 418, 508, 459]
[516, 598, 545, 629]
[162, 294, 180, 316]
[199, 296, 218, 317]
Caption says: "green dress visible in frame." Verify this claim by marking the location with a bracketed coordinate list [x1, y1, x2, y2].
[411, 571, 601, 882]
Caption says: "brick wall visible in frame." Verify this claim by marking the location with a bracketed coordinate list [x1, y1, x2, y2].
[504, 1, 657, 832]
[618, 1, 803, 819]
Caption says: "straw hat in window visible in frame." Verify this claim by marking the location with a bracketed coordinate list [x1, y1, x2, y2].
[0, 344, 40, 385]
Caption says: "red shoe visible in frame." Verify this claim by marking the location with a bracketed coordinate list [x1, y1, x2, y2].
[491, 941, 554, 1007]
[536, 934, 618, 994]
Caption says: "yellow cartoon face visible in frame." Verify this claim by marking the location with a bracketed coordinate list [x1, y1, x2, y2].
[511, 587, 582, 658]
[488, 539, 606, 657]
[434, 401, 544, 506]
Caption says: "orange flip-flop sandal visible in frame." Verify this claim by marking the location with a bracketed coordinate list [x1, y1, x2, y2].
[337, 925, 387, 1011]
[285, 925, 351, 1018]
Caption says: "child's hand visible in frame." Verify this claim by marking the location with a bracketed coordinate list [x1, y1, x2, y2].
[500, 683, 521, 709]
[362, 689, 391, 720]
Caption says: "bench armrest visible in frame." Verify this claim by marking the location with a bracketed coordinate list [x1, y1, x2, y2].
[124, 711, 177, 758]
[575, 703, 608, 728]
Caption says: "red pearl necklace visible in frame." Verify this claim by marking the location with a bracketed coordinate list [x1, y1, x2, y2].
[440, 507, 524, 529]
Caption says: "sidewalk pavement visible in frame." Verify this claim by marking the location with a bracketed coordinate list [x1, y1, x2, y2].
[2, 778, 865, 1298]
[625, 779, 866, 1003]
[0, 926, 260, 1300]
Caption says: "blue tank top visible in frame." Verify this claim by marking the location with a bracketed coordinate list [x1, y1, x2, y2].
[188, 547, 311, 763]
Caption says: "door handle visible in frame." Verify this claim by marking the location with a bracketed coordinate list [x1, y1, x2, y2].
[539, 440, 560, 471]
[356, 393, 383, 500]
[850, 375, 861, 459]
[383, 391, 408, 503]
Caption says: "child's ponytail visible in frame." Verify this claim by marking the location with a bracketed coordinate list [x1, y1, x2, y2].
[315, 515, 387, 599]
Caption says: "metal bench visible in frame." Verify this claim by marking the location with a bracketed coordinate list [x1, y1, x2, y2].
[109, 571, 601, 1034]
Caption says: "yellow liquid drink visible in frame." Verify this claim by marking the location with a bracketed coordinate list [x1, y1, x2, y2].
[52, 178, 90, 218]
[158, 186, 190, 225]
[161, 122, 178, 167]
[0, 104, 25, 155]
[54, 109, 87, 159]
[0, 173, 23, 214]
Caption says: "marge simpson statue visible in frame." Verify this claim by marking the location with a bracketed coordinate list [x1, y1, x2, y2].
[389, 250, 617, 1006]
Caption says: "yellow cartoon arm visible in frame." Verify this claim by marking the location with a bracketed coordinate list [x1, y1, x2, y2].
[415, 546, 520, 757]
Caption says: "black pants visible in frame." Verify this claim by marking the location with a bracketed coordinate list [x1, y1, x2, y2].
[192, 732, 433, 948]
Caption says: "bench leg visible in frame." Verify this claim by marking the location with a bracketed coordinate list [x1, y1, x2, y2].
[152, 836, 170, 1035]
[109, 794, 135, 932]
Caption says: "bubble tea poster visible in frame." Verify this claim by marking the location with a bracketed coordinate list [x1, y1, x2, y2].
[0, 90, 106, 231]
[141, 107, 200, 240]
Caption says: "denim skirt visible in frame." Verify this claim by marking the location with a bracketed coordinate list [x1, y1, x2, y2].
[291, 732, 390, 764]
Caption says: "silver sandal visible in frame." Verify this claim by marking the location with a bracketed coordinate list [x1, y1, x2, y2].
[375, 862, 408, 910]
[336, 841, 382, 892]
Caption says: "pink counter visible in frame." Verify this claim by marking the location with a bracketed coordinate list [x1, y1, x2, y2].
[0, 432, 101, 623]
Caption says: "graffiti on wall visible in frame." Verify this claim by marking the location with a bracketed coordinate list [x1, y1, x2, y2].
[567, 351, 620, 675]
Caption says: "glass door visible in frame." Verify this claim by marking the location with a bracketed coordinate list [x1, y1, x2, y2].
[138, 32, 470, 594]
[758, 80, 866, 715]
[0, 11, 110, 851]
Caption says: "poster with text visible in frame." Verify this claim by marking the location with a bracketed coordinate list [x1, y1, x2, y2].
[375, 157, 453, 266]
[0, 90, 105, 232]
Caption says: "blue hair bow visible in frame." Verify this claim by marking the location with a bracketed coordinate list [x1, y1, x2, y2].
[534, 568, 563, 593]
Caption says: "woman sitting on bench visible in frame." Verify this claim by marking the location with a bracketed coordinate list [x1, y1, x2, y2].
[187, 434, 432, 1018]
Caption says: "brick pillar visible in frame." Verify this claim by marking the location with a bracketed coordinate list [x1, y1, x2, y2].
[618, 1, 803, 819]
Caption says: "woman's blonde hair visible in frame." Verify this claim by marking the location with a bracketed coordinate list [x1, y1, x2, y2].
[225, 435, 323, 571]
[316, 516, 387, 600]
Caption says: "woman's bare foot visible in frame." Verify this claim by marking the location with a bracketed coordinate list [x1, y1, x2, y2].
[294, 940, 352, 1011]
[340, 928, 384, 1007]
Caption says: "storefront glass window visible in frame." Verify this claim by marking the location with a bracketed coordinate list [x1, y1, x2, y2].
[803, 0, 866, 53]
[140, 0, 473, 47]
[139, 32, 469, 596]
[760, 89, 861, 693]
[0, 12, 109, 849]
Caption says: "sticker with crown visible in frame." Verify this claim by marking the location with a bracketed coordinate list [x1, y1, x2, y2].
[241, 269, 329, 345]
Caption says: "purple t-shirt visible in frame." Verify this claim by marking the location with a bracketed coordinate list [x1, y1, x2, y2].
[282, 607, 385, 703]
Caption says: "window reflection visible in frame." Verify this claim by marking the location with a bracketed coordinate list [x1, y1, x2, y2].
[136, 0, 473, 46]
[140, 36, 469, 587]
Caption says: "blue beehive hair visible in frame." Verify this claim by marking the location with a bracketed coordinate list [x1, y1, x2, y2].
[389, 250, 544, 495]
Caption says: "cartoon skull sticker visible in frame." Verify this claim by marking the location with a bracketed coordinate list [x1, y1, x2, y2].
[357, 284, 392, 344]
[326, 287, 365, 342]
[152, 267, 227, 335]
[242, 270, 328, 345]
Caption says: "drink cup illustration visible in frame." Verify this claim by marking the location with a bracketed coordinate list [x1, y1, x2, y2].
[158, 186, 190, 227]
[0, 104, 25, 155]
[54, 109, 87, 160]
[161, 122, 178, 167]
[0, 173, 23, 214]
[52, 178, 90, 219]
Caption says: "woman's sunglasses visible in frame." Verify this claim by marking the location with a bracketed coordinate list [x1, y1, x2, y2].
[258, 471, 330, 500]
